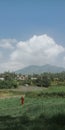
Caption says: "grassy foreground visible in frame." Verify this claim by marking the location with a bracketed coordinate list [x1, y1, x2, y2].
[0, 86, 65, 130]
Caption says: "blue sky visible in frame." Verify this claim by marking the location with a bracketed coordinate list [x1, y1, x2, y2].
[0, 0, 65, 72]
[0, 0, 65, 44]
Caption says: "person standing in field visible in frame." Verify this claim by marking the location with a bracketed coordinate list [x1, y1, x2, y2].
[21, 96, 25, 105]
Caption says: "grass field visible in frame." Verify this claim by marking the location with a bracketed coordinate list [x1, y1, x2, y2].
[0, 86, 65, 130]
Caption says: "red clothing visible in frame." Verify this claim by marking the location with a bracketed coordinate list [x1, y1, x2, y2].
[21, 97, 24, 105]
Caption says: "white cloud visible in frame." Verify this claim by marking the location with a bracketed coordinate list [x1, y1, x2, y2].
[0, 39, 17, 49]
[10, 34, 65, 70]
[0, 34, 65, 72]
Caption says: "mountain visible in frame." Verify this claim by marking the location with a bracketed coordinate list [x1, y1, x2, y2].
[15, 64, 65, 74]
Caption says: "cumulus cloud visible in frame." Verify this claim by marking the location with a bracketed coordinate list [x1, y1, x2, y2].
[10, 34, 65, 69]
[0, 39, 17, 49]
[0, 34, 65, 72]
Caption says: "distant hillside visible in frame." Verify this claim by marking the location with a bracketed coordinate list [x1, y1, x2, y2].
[15, 64, 65, 74]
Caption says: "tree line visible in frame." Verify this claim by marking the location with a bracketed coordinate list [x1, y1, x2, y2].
[19, 72, 65, 87]
[0, 71, 65, 89]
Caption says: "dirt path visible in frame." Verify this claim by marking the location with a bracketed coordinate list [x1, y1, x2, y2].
[0, 86, 44, 99]
[0, 95, 25, 99]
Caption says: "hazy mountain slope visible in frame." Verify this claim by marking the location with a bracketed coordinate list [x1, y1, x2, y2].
[15, 64, 65, 74]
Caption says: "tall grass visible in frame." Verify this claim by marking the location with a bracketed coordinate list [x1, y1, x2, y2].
[0, 86, 65, 129]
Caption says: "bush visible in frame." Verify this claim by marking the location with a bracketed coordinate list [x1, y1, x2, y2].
[35, 76, 51, 87]
[0, 80, 18, 89]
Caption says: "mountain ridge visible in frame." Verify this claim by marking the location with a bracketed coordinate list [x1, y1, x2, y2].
[15, 64, 65, 74]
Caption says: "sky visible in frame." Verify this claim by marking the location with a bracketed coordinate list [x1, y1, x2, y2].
[0, 0, 65, 72]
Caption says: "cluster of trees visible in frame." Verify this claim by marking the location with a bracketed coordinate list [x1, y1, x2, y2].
[0, 71, 65, 89]
[20, 72, 65, 87]
[0, 80, 18, 89]
[35, 75, 51, 87]
[0, 72, 18, 89]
